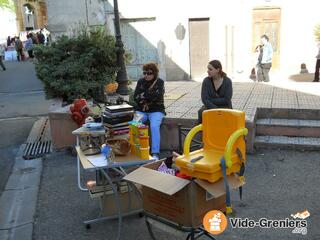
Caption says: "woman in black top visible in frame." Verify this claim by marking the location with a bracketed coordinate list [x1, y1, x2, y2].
[133, 62, 165, 160]
[198, 60, 233, 123]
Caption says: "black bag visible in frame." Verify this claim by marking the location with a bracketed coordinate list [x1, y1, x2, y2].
[249, 67, 256, 80]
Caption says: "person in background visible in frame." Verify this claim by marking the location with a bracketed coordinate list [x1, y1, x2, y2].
[46, 34, 51, 45]
[10, 37, 15, 46]
[14, 37, 24, 61]
[256, 34, 273, 82]
[25, 34, 34, 59]
[313, 44, 320, 82]
[198, 60, 233, 123]
[0, 44, 6, 71]
[30, 33, 38, 45]
[133, 62, 165, 160]
[38, 29, 45, 45]
[7, 36, 11, 47]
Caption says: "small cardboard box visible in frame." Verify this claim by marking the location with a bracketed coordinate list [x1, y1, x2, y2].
[124, 160, 243, 228]
[100, 183, 142, 217]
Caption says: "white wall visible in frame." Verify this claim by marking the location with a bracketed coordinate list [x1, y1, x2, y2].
[0, 8, 17, 44]
[279, 1, 320, 74]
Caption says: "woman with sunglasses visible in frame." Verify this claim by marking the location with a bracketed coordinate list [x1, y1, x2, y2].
[198, 60, 233, 123]
[133, 62, 165, 160]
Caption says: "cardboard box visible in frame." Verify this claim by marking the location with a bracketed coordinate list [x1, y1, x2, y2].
[100, 183, 142, 217]
[124, 160, 243, 228]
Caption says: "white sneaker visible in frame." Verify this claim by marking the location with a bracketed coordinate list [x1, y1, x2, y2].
[152, 153, 159, 160]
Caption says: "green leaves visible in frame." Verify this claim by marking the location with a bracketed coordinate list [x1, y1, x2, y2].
[315, 24, 320, 42]
[34, 28, 119, 102]
[0, 0, 14, 11]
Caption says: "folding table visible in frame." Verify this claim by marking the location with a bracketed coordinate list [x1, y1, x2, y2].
[73, 127, 154, 240]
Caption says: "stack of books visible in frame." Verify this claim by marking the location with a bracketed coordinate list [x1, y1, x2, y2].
[104, 122, 130, 136]
[102, 104, 134, 138]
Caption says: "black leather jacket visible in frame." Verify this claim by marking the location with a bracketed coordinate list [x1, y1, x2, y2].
[133, 78, 166, 114]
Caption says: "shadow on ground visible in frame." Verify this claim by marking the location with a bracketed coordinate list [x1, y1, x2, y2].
[289, 73, 314, 82]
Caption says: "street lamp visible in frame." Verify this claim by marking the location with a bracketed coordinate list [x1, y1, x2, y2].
[113, 0, 128, 95]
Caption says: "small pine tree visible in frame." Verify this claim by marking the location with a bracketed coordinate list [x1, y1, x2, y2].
[34, 27, 119, 103]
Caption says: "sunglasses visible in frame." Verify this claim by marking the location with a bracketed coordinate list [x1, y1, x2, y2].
[143, 71, 153, 76]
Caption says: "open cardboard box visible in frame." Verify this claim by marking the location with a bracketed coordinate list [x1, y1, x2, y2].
[100, 188, 142, 217]
[124, 159, 244, 228]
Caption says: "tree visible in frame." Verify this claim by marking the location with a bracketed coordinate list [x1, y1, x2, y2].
[34, 27, 119, 103]
[0, 0, 14, 11]
[315, 24, 320, 42]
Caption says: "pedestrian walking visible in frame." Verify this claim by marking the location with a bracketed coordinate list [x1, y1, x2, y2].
[256, 34, 273, 82]
[0, 44, 6, 71]
[198, 60, 233, 123]
[313, 44, 320, 82]
[133, 62, 166, 160]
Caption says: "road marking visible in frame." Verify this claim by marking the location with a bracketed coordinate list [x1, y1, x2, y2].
[0, 116, 40, 122]
[0, 90, 44, 96]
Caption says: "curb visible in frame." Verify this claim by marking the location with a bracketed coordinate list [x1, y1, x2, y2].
[0, 131, 43, 240]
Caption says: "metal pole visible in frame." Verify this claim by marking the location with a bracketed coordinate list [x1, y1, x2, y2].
[113, 0, 128, 95]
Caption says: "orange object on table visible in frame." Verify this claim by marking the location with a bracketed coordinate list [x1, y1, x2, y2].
[138, 125, 148, 137]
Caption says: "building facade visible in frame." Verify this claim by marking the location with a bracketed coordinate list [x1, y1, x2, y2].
[45, 0, 106, 38]
[46, 0, 320, 81]
[14, 0, 47, 32]
[110, 0, 320, 81]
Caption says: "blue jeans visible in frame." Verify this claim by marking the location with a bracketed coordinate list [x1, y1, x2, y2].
[135, 111, 164, 154]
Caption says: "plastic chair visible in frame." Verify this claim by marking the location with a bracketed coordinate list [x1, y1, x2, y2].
[175, 109, 248, 183]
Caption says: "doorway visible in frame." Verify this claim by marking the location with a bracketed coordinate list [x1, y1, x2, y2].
[23, 3, 36, 30]
[252, 8, 281, 69]
[189, 18, 209, 80]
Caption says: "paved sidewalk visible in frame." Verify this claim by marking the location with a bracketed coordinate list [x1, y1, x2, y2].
[0, 146, 42, 240]
[162, 79, 320, 121]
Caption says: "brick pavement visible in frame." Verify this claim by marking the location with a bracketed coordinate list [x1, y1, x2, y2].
[160, 81, 320, 121]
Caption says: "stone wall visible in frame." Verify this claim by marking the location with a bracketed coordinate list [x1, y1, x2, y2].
[14, 0, 47, 32]
[45, 0, 106, 40]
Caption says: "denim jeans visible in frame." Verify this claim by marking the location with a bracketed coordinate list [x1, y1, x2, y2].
[135, 111, 164, 154]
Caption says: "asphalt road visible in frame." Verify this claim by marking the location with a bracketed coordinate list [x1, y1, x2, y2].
[0, 61, 50, 196]
[33, 149, 320, 240]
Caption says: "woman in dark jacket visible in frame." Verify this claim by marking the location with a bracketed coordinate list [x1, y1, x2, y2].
[133, 62, 165, 160]
[198, 60, 233, 123]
